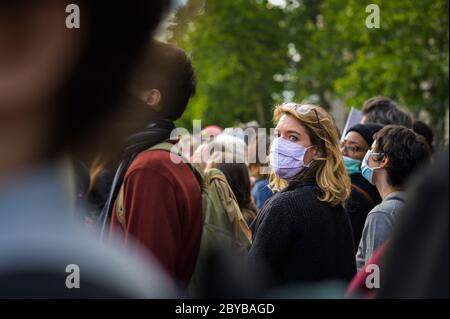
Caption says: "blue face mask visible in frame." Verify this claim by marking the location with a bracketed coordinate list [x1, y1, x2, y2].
[343, 156, 361, 175]
[361, 150, 382, 185]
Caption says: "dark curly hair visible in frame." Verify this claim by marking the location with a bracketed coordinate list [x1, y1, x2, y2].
[373, 125, 431, 187]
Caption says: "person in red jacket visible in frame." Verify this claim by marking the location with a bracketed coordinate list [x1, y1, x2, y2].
[347, 241, 389, 298]
[106, 41, 202, 290]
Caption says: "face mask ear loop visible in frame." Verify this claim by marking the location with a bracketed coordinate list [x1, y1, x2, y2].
[303, 145, 315, 168]
[367, 153, 384, 170]
[374, 153, 385, 170]
[369, 151, 384, 171]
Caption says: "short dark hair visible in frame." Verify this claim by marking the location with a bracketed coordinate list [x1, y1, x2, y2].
[132, 41, 196, 121]
[373, 125, 431, 187]
[362, 96, 413, 128]
[413, 120, 434, 151]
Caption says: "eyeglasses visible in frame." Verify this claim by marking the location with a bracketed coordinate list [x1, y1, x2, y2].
[340, 140, 368, 155]
[367, 149, 385, 160]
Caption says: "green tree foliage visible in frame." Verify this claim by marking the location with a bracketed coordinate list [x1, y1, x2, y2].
[170, 0, 290, 129]
[169, 0, 448, 147]
[332, 0, 449, 137]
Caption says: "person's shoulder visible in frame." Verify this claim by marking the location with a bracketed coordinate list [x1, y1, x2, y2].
[376, 193, 406, 211]
[255, 193, 294, 228]
[367, 198, 404, 219]
[286, 184, 322, 204]
[366, 208, 391, 220]
[128, 150, 192, 177]
[266, 184, 318, 213]
[132, 150, 181, 169]
[122, 151, 194, 188]
[75, 229, 175, 297]
[253, 178, 269, 193]
[263, 191, 285, 207]
[254, 178, 268, 189]
[0, 220, 174, 298]
[130, 150, 202, 194]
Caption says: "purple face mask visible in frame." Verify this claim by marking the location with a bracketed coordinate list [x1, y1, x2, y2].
[270, 137, 312, 179]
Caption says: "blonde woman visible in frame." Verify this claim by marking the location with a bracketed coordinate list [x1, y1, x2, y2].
[248, 103, 356, 288]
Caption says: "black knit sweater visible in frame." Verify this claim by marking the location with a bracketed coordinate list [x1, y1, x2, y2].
[248, 182, 356, 288]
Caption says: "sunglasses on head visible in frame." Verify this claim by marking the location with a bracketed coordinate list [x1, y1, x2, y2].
[285, 103, 322, 126]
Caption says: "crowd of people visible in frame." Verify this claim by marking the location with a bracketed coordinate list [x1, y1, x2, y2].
[0, 0, 448, 299]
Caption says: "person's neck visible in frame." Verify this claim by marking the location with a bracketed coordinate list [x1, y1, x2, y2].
[376, 180, 401, 200]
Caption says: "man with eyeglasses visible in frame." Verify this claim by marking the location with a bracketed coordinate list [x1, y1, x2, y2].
[340, 123, 383, 249]
[355, 125, 431, 271]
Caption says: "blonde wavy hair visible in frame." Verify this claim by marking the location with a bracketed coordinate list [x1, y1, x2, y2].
[269, 103, 351, 207]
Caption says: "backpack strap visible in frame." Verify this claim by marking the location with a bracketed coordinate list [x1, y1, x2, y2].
[148, 142, 204, 184]
[114, 141, 203, 231]
[351, 183, 376, 208]
[148, 141, 187, 161]
[207, 169, 253, 244]
[115, 184, 126, 231]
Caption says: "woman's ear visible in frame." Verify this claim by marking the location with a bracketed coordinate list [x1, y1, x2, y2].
[311, 146, 322, 160]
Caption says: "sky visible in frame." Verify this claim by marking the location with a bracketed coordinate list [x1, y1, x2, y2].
[267, 0, 287, 6]
[174, 0, 189, 7]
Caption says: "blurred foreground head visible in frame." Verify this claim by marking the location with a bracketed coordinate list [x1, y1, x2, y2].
[0, 1, 177, 298]
[0, 1, 171, 176]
